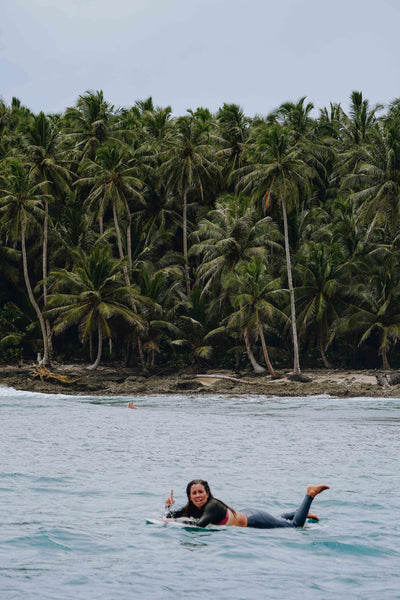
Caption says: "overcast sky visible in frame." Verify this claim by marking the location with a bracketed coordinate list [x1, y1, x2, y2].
[1, 0, 400, 117]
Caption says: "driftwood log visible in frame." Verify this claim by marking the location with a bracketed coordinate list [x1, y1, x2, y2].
[196, 374, 270, 386]
[376, 372, 400, 387]
[30, 364, 78, 384]
[195, 373, 300, 386]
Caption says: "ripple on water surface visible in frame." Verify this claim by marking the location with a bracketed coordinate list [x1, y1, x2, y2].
[0, 387, 399, 599]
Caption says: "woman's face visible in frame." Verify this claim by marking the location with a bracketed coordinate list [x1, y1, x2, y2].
[189, 483, 209, 509]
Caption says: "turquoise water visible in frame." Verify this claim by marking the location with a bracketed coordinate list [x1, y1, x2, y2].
[0, 386, 399, 599]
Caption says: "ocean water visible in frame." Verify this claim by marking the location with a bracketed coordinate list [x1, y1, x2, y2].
[0, 385, 399, 600]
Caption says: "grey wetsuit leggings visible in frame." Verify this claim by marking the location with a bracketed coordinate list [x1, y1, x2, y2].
[241, 493, 313, 528]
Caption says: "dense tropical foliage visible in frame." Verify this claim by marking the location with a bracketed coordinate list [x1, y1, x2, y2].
[1, 90, 400, 371]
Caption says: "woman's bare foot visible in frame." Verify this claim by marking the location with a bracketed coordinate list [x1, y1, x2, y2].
[307, 484, 330, 498]
[307, 512, 319, 521]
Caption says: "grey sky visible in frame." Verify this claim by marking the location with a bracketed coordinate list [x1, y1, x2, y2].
[1, 0, 400, 117]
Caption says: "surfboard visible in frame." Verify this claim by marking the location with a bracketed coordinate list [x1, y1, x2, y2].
[145, 518, 223, 531]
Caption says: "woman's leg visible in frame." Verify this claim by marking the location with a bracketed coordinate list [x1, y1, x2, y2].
[243, 484, 329, 529]
[280, 511, 295, 521]
[291, 485, 329, 528]
[281, 510, 320, 522]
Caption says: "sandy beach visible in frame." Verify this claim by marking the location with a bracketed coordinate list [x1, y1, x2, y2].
[1, 363, 400, 398]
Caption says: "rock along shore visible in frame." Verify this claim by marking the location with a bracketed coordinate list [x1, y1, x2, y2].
[1, 363, 400, 398]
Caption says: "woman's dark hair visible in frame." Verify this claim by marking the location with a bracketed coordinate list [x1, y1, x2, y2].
[186, 479, 212, 501]
[182, 479, 236, 517]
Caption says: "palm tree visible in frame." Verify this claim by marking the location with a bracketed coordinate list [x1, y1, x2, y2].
[329, 197, 369, 261]
[52, 193, 94, 262]
[295, 240, 347, 368]
[136, 261, 181, 369]
[191, 194, 281, 295]
[272, 98, 337, 214]
[47, 245, 145, 369]
[172, 288, 215, 368]
[23, 111, 71, 191]
[64, 90, 125, 161]
[159, 113, 221, 295]
[78, 143, 144, 269]
[142, 104, 173, 146]
[215, 103, 250, 184]
[239, 124, 313, 374]
[77, 143, 149, 368]
[318, 102, 346, 139]
[0, 160, 50, 363]
[338, 91, 383, 177]
[133, 173, 181, 247]
[223, 259, 287, 376]
[345, 91, 383, 146]
[336, 247, 400, 369]
[271, 97, 315, 143]
[343, 120, 400, 242]
[0, 98, 34, 160]
[22, 111, 72, 351]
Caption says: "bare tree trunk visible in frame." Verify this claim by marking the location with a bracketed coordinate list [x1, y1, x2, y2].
[42, 200, 52, 359]
[318, 329, 331, 368]
[183, 188, 191, 296]
[21, 217, 50, 364]
[382, 347, 391, 370]
[281, 196, 301, 374]
[258, 321, 277, 377]
[89, 332, 94, 362]
[364, 212, 378, 245]
[112, 201, 147, 371]
[87, 321, 103, 370]
[243, 328, 266, 374]
[113, 203, 127, 272]
[127, 220, 132, 270]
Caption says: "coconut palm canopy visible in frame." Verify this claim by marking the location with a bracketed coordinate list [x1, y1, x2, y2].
[1, 91, 400, 371]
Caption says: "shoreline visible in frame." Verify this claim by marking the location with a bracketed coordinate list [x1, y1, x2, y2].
[1, 363, 400, 398]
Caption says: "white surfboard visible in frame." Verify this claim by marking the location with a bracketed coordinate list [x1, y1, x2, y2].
[145, 518, 223, 531]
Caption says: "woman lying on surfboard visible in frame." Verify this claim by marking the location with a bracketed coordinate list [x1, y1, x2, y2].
[164, 480, 329, 528]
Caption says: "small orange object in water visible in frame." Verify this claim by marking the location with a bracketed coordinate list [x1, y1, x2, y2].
[128, 402, 139, 409]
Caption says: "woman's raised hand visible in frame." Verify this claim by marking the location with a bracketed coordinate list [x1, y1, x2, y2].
[165, 489, 174, 506]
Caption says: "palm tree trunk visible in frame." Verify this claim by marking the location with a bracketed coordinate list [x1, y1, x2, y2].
[112, 201, 147, 372]
[127, 219, 132, 270]
[87, 321, 102, 370]
[381, 347, 391, 370]
[183, 188, 191, 296]
[318, 329, 331, 368]
[113, 202, 127, 271]
[257, 321, 277, 377]
[364, 212, 378, 245]
[21, 216, 50, 364]
[42, 200, 52, 359]
[281, 195, 301, 374]
[243, 328, 266, 374]
[89, 332, 94, 362]
[112, 202, 134, 291]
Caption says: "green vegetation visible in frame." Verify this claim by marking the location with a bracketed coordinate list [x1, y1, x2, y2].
[1, 90, 400, 372]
